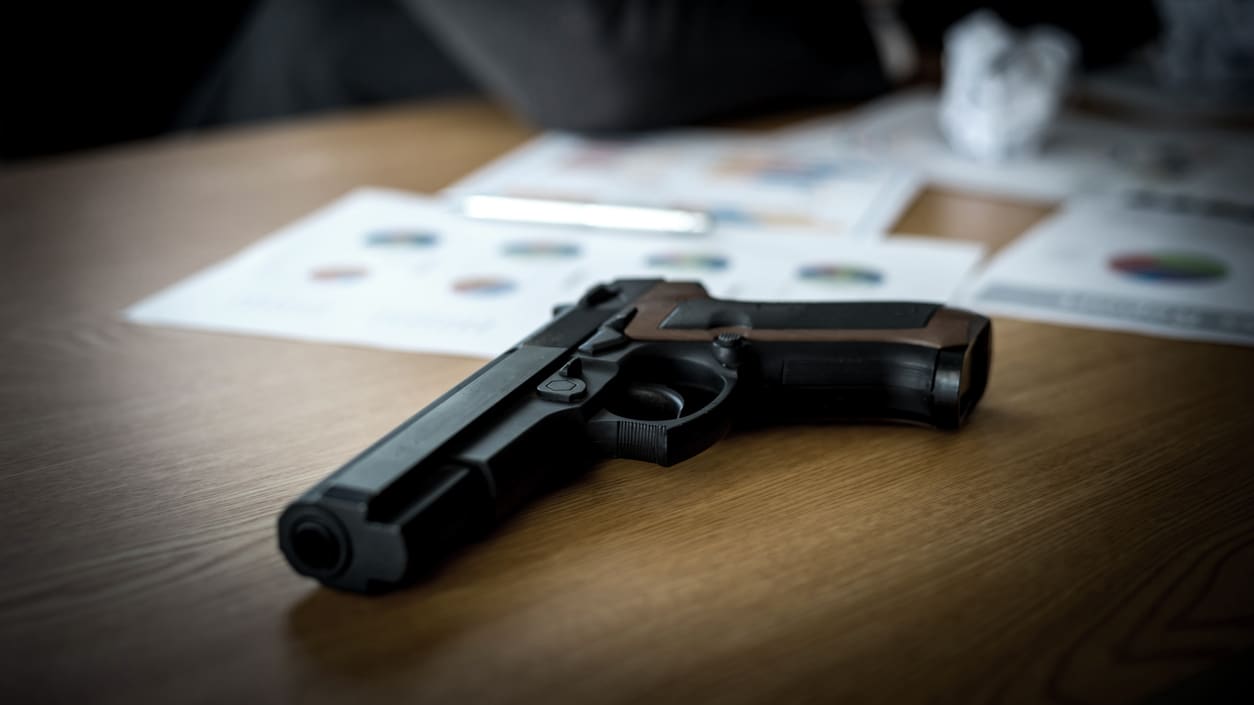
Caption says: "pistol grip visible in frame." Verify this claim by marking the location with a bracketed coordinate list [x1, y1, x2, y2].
[621, 282, 991, 429]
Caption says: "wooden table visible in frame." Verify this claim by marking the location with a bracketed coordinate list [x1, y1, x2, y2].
[2, 98, 1251, 705]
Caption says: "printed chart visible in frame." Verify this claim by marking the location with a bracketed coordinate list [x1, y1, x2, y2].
[447, 131, 920, 237]
[962, 194, 1254, 346]
[128, 188, 986, 358]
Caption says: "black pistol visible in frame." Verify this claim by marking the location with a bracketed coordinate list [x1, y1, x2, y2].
[279, 279, 991, 593]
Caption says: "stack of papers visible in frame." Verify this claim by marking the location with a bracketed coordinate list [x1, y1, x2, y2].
[128, 91, 1254, 355]
[129, 189, 983, 358]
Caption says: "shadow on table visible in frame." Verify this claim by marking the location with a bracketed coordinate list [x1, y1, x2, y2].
[278, 406, 1042, 685]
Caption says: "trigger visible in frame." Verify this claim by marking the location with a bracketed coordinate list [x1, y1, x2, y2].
[612, 419, 669, 465]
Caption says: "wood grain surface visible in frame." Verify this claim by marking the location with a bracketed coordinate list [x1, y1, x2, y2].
[1, 98, 1252, 705]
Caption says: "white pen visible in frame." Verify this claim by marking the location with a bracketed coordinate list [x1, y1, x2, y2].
[458, 194, 713, 235]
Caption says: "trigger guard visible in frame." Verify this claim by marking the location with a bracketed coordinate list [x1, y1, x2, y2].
[587, 364, 740, 467]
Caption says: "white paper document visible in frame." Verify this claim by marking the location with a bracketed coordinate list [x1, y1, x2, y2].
[781, 89, 1254, 202]
[128, 188, 986, 358]
[447, 131, 920, 237]
[961, 193, 1254, 346]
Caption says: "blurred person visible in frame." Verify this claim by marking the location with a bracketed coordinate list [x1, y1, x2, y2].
[175, 0, 478, 129]
[179, 0, 1161, 133]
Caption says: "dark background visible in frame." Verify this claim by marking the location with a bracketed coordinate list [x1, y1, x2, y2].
[4, 5, 257, 160]
[2, 1, 1165, 162]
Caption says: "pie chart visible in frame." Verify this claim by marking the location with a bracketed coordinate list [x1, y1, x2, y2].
[452, 276, 516, 296]
[365, 230, 438, 248]
[502, 241, 581, 258]
[797, 264, 883, 285]
[645, 252, 730, 271]
[1109, 252, 1227, 283]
